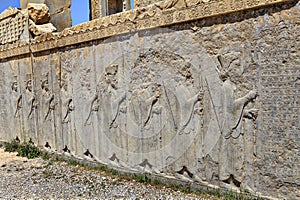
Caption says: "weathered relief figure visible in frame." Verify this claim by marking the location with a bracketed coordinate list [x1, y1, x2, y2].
[97, 64, 126, 163]
[242, 101, 258, 192]
[61, 82, 76, 153]
[175, 64, 204, 135]
[21, 73, 38, 142]
[170, 63, 204, 181]
[24, 74, 38, 120]
[203, 53, 258, 190]
[39, 71, 57, 148]
[126, 49, 206, 172]
[60, 50, 77, 154]
[99, 64, 126, 129]
[62, 98, 74, 124]
[84, 92, 99, 125]
[131, 82, 162, 131]
[11, 76, 22, 118]
[144, 83, 164, 135]
[6, 73, 23, 141]
[41, 72, 55, 121]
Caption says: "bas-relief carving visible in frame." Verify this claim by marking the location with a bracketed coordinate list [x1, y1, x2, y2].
[85, 93, 99, 125]
[0, 1, 298, 198]
[5, 64, 23, 141]
[19, 70, 38, 142]
[82, 46, 260, 190]
[11, 75, 23, 118]
[37, 67, 57, 148]
[87, 49, 205, 173]
[24, 74, 38, 120]
[98, 63, 127, 162]
[89, 45, 257, 192]
[201, 52, 259, 191]
[59, 49, 81, 155]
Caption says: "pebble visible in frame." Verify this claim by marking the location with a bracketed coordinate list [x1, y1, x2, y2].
[0, 149, 218, 199]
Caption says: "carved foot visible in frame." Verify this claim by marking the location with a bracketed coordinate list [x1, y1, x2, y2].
[193, 174, 208, 184]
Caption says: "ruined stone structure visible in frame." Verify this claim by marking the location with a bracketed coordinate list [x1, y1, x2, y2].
[0, 0, 299, 199]
[20, 0, 72, 31]
[89, 0, 132, 19]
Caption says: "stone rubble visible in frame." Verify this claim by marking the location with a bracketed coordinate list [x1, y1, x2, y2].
[0, 148, 217, 199]
[27, 3, 50, 24]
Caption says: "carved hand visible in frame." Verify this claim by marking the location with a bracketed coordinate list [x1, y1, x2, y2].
[197, 90, 204, 101]
[155, 90, 161, 99]
[247, 90, 258, 100]
[244, 108, 259, 120]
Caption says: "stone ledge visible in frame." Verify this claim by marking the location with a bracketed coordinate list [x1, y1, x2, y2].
[0, 0, 292, 59]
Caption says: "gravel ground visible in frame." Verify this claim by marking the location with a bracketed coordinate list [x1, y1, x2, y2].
[0, 148, 219, 199]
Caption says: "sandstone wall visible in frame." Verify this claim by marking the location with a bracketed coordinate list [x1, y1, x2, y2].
[0, 0, 299, 199]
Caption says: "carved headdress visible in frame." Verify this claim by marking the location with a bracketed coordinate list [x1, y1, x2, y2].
[41, 72, 49, 90]
[215, 52, 244, 81]
[25, 73, 32, 91]
[105, 64, 118, 75]
[11, 75, 18, 91]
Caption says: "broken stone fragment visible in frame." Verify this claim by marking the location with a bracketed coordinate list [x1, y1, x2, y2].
[27, 3, 50, 24]
[29, 19, 56, 36]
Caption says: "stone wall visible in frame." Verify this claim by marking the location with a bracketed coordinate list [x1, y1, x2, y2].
[0, 0, 299, 199]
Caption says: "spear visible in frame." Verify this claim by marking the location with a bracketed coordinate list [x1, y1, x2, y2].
[162, 81, 177, 131]
[204, 77, 222, 135]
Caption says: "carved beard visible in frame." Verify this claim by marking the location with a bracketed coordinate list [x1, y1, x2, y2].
[12, 83, 18, 92]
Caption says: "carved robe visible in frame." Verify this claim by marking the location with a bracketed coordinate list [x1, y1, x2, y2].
[219, 79, 245, 182]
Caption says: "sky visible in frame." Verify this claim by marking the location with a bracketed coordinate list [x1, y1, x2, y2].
[0, 0, 134, 26]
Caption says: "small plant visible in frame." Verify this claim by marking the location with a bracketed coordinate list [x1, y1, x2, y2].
[134, 173, 150, 183]
[17, 142, 41, 159]
[41, 151, 50, 160]
[4, 140, 20, 152]
[4, 139, 41, 159]
[67, 159, 80, 166]
[153, 179, 161, 185]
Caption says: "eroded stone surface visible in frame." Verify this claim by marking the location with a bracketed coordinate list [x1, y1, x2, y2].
[28, 3, 50, 24]
[0, 1, 299, 199]
[29, 19, 56, 35]
[135, 0, 163, 8]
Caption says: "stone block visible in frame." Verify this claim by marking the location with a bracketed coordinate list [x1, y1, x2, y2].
[21, 0, 71, 31]
[45, 0, 72, 31]
[29, 19, 56, 36]
[28, 3, 50, 24]
[49, 9, 72, 32]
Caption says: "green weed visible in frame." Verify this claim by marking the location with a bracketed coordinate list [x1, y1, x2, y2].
[17, 142, 41, 159]
[4, 140, 20, 152]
